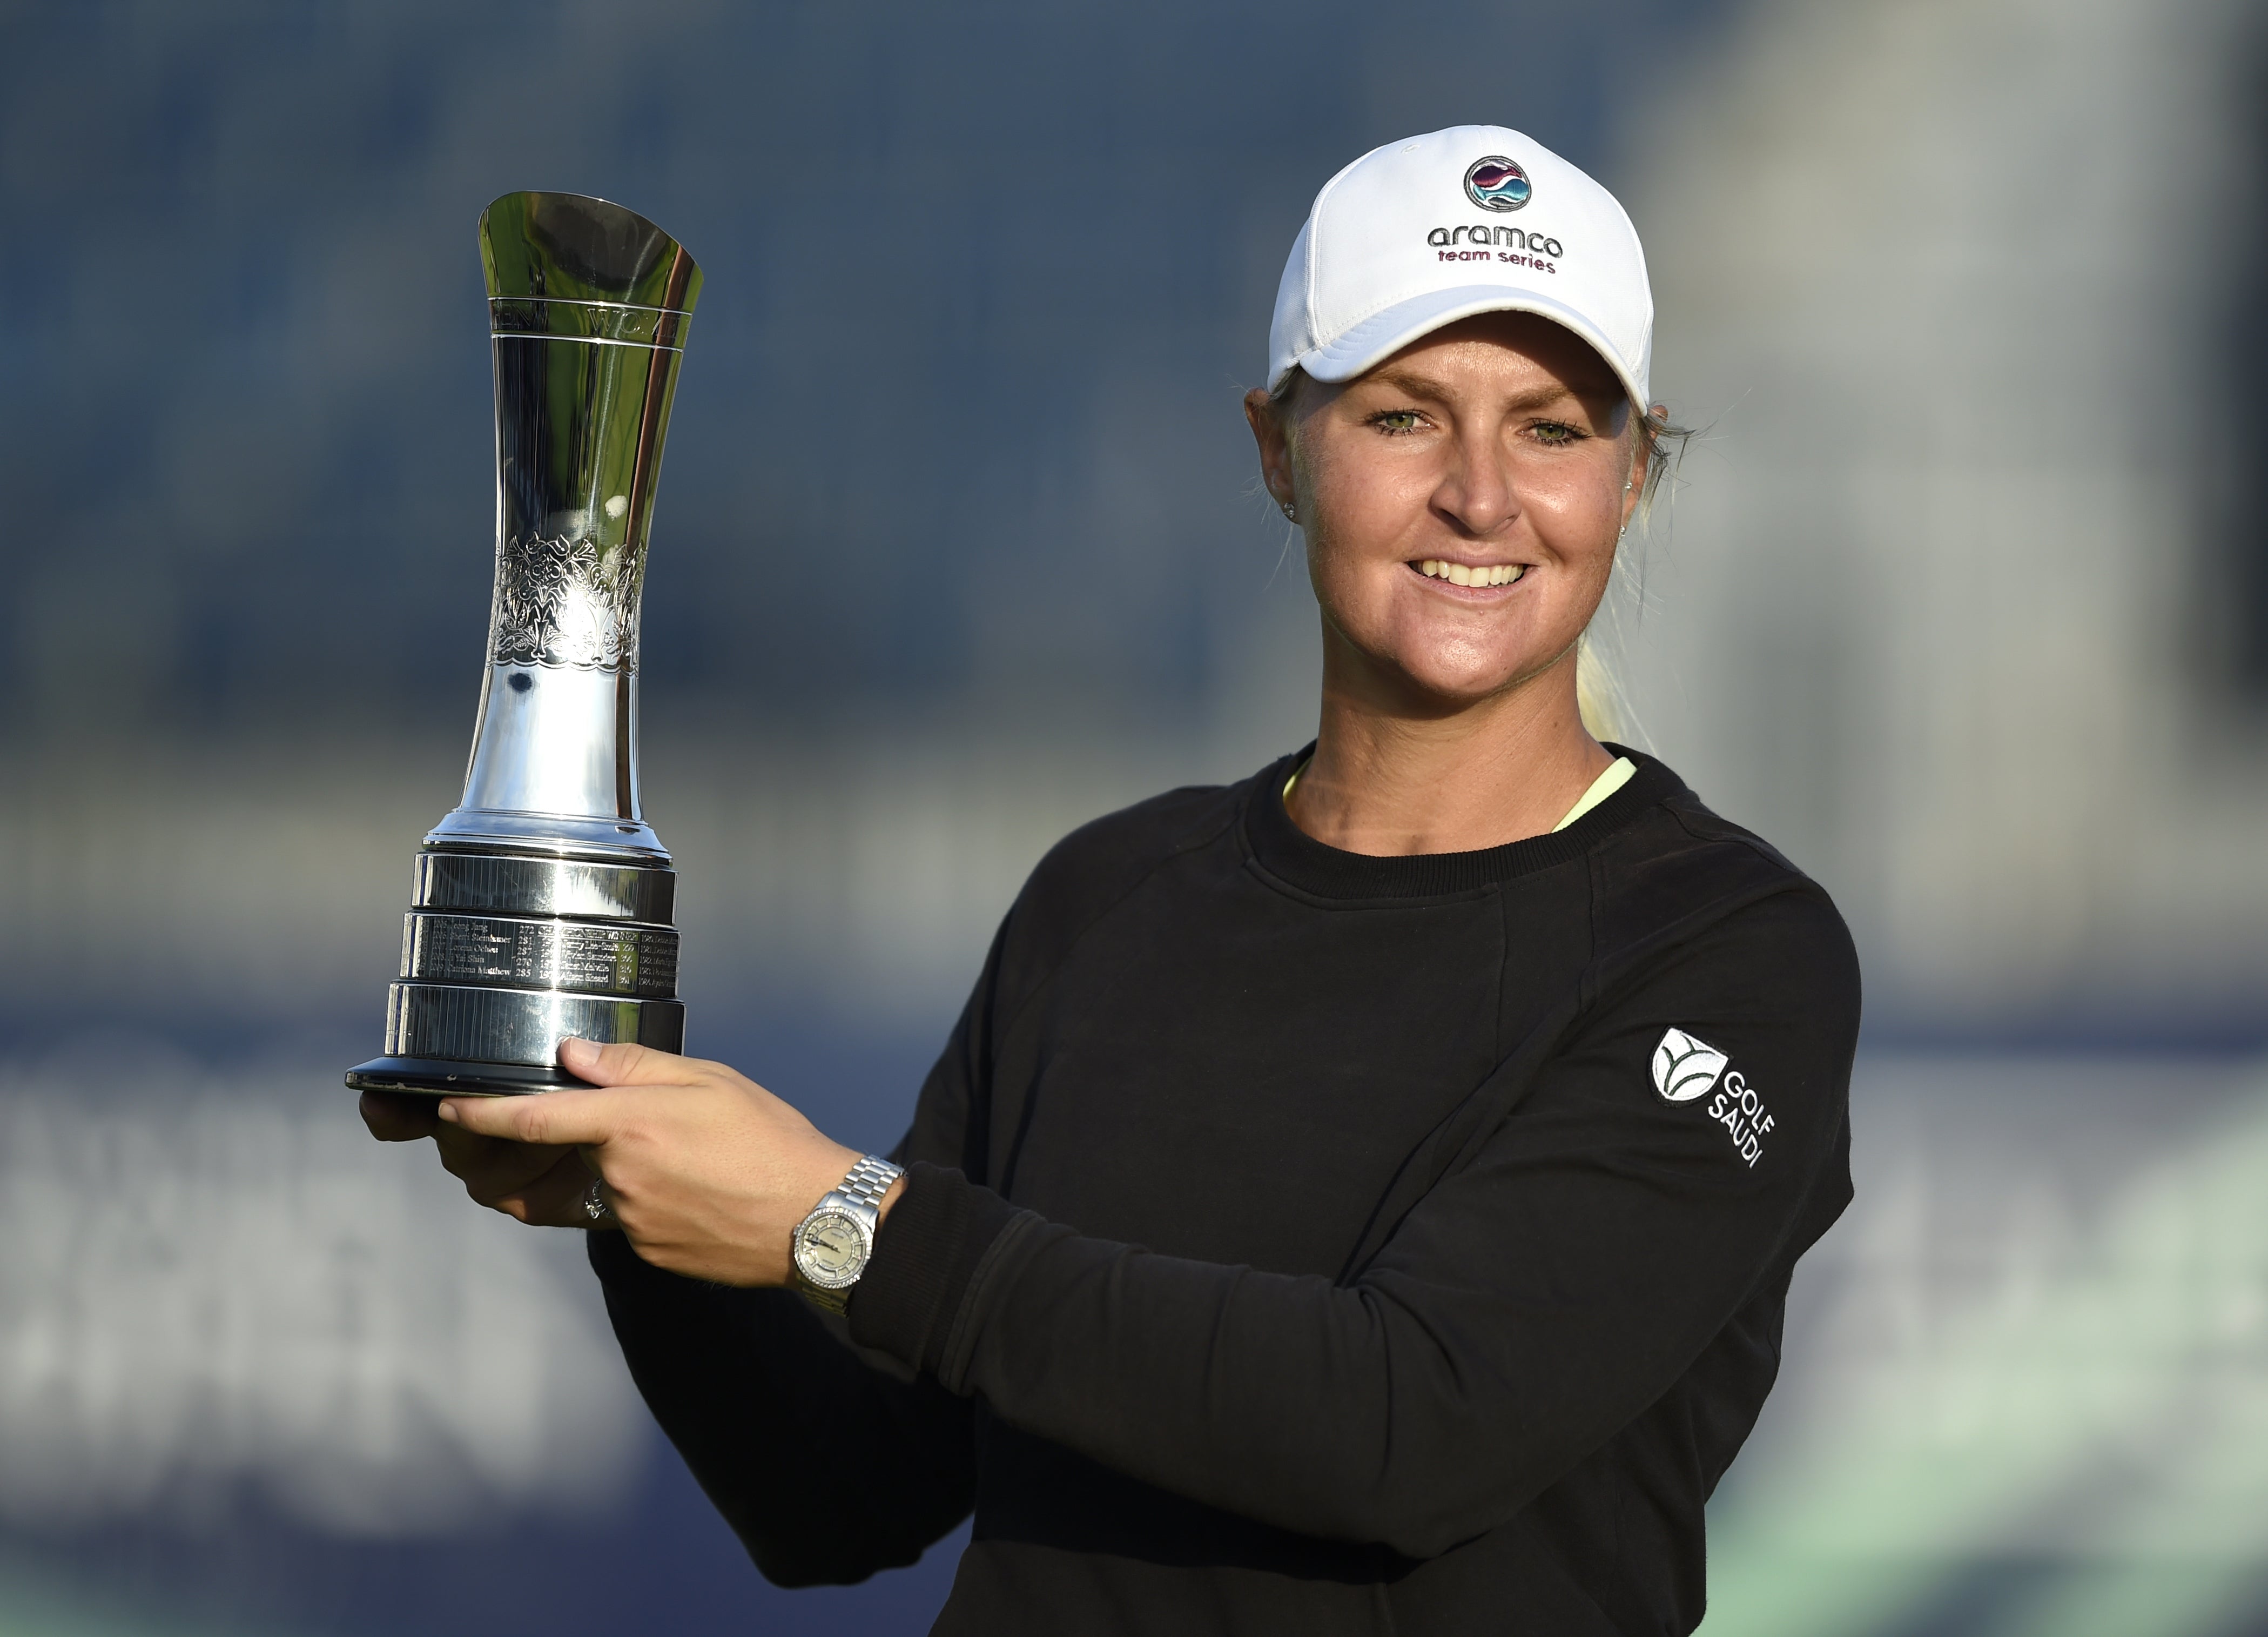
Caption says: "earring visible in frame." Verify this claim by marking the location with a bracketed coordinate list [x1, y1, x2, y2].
[1280, 500, 1297, 522]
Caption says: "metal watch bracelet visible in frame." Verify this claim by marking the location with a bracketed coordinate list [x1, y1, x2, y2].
[791, 1154, 904, 1313]
[835, 1154, 902, 1215]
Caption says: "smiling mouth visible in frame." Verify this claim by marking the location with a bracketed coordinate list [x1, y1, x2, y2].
[1412, 558, 1526, 588]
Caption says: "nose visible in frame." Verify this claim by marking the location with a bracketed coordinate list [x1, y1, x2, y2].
[1430, 428, 1517, 537]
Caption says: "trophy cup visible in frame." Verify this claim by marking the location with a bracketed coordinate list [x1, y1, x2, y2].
[347, 192, 701, 1096]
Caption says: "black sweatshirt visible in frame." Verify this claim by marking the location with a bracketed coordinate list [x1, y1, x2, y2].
[590, 747, 1859, 1635]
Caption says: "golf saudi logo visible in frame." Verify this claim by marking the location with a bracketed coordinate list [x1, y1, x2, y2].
[1463, 156, 1532, 212]
[1652, 1028, 1777, 1168]
[1651, 1028, 1727, 1102]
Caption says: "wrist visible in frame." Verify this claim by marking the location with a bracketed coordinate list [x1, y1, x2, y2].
[797, 1141, 904, 1223]
[802, 1140, 866, 1216]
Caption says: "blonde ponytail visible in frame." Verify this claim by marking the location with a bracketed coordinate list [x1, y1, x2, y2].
[1578, 402, 1689, 747]
[1576, 637, 1626, 744]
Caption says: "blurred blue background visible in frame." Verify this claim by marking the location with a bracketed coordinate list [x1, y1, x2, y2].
[8, 1, 2268, 1633]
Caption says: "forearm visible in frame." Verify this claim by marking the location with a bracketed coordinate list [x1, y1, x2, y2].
[847, 1170, 1591, 1556]
[849, 1130, 1835, 1560]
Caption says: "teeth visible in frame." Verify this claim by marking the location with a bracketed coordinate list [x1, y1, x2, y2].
[1416, 561, 1527, 586]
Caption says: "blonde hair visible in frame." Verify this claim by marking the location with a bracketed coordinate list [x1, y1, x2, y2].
[1576, 642, 1627, 742]
[1578, 403, 1683, 743]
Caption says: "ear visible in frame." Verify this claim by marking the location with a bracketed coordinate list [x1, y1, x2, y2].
[1620, 401, 1665, 530]
[1243, 387, 1297, 512]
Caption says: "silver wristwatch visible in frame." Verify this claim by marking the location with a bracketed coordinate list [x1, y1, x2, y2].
[790, 1154, 905, 1313]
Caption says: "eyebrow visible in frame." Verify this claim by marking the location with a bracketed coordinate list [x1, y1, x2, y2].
[1361, 368, 1599, 415]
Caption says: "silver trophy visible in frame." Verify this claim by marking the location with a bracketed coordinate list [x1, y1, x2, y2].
[347, 192, 701, 1096]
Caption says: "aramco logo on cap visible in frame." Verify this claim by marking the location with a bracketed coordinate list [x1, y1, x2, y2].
[1464, 156, 1532, 212]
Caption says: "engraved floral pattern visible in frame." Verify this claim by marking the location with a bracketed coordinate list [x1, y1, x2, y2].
[488, 533, 645, 672]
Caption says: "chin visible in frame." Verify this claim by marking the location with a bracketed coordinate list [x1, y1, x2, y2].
[1385, 649, 1536, 708]
[1323, 587, 1580, 709]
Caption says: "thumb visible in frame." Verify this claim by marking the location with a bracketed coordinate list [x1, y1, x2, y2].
[559, 1037, 684, 1086]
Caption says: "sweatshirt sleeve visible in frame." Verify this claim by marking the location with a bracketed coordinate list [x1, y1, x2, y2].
[845, 885, 1859, 1559]
[588, 1236, 973, 1586]
[585, 916, 1019, 1585]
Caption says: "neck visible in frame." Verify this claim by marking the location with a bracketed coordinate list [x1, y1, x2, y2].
[1288, 637, 1614, 857]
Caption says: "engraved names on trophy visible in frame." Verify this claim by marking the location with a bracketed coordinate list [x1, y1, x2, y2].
[402, 913, 678, 998]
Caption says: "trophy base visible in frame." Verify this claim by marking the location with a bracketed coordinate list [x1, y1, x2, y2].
[345, 1056, 596, 1097]
[351, 843, 685, 1101]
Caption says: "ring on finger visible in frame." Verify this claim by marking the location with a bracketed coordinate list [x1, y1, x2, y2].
[583, 1175, 617, 1227]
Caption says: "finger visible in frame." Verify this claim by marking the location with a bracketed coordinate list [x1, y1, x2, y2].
[535, 1157, 614, 1229]
[432, 1123, 568, 1191]
[559, 1037, 701, 1088]
[361, 1090, 441, 1142]
[439, 1086, 632, 1148]
[477, 1149, 601, 1226]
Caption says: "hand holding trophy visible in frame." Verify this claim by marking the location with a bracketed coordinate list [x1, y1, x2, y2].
[348, 192, 701, 1097]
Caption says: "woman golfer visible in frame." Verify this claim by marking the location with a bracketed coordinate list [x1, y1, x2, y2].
[367, 125, 1857, 1635]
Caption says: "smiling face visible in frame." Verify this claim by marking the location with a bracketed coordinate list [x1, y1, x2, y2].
[1248, 312, 1645, 718]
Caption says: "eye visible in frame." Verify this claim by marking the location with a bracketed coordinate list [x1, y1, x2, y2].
[1526, 419, 1586, 447]
[1365, 408, 1426, 436]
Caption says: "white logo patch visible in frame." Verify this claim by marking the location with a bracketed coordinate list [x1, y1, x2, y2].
[1654, 1028, 1778, 1168]
[1652, 1028, 1729, 1103]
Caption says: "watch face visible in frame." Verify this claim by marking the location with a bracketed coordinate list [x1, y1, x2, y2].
[795, 1209, 869, 1287]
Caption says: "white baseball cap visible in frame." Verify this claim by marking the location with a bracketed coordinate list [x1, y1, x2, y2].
[1267, 125, 1652, 409]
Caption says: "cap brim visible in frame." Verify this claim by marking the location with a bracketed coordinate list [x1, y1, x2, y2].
[1293, 284, 1647, 409]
